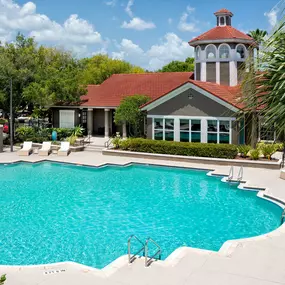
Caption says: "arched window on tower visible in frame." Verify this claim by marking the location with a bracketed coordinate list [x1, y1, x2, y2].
[195, 46, 201, 60]
[219, 44, 230, 59]
[236, 45, 246, 59]
[220, 17, 225, 26]
[206, 45, 216, 59]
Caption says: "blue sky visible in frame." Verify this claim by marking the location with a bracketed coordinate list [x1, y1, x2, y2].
[0, 0, 282, 70]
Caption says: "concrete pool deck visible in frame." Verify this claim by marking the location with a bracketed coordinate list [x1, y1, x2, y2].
[1, 149, 285, 285]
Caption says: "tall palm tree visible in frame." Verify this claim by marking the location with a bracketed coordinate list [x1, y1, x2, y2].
[248, 29, 268, 48]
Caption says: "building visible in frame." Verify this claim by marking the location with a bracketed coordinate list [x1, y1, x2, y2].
[51, 9, 262, 144]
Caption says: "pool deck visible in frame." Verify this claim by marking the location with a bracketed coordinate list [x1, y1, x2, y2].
[1, 149, 285, 285]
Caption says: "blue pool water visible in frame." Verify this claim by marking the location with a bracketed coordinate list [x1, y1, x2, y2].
[0, 162, 282, 268]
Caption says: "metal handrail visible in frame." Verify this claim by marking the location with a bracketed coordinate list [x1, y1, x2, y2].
[237, 166, 243, 182]
[128, 235, 145, 264]
[104, 137, 113, 148]
[228, 166, 234, 182]
[281, 209, 285, 225]
[144, 237, 161, 267]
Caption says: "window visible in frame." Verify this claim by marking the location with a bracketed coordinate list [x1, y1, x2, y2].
[207, 120, 230, 144]
[180, 119, 201, 143]
[219, 44, 230, 59]
[206, 45, 216, 59]
[259, 118, 276, 142]
[154, 118, 174, 141]
[236, 45, 246, 59]
[59, 110, 74, 128]
[195, 46, 201, 60]
[220, 16, 225, 26]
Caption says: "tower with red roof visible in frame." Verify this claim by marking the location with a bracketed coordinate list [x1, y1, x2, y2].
[189, 9, 256, 87]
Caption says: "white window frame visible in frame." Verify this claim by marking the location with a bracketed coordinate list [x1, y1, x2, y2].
[207, 119, 232, 144]
[150, 116, 234, 144]
[218, 43, 231, 60]
[258, 117, 276, 142]
[179, 119, 202, 143]
[205, 44, 217, 60]
[59, 110, 75, 128]
[195, 46, 201, 60]
[236, 44, 247, 61]
[153, 118, 175, 141]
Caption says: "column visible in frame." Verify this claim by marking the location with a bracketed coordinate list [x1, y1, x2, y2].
[87, 109, 93, 135]
[230, 61, 238, 86]
[216, 61, 220, 84]
[104, 109, 110, 138]
[201, 62, 207, 82]
[122, 122, 127, 138]
[0, 125, 3, 153]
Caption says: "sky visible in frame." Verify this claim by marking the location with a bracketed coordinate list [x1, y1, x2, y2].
[0, 0, 283, 70]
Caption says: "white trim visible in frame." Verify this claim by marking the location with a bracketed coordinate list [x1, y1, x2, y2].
[218, 43, 231, 59]
[205, 44, 217, 60]
[190, 38, 255, 46]
[142, 82, 239, 113]
[151, 115, 235, 144]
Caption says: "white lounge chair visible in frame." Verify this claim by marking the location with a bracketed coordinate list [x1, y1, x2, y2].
[58, 142, 71, 156]
[39, 142, 52, 156]
[18, 141, 33, 156]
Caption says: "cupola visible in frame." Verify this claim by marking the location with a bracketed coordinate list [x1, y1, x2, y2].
[214, 9, 233, 26]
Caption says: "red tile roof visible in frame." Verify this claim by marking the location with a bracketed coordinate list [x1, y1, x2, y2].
[189, 26, 255, 45]
[214, 8, 233, 15]
[79, 72, 243, 110]
[80, 72, 194, 107]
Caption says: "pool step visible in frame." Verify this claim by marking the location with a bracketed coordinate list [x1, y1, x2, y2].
[84, 145, 104, 153]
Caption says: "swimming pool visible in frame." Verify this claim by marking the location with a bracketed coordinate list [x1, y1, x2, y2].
[0, 162, 281, 268]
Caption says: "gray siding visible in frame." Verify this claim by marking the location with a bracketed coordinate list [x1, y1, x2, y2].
[196, 63, 201, 81]
[53, 109, 59, 128]
[148, 89, 235, 117]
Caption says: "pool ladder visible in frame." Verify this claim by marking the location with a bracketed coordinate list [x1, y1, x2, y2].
[128, 235, 162, 267]
[228, 166, 243, 182]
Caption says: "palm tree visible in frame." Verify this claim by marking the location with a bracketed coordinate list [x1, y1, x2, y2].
[241, 19, 285, 146]
[248, 29, 268, 48]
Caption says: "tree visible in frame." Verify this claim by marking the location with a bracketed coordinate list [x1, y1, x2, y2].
[114, 95, 150, 137]
[80, 54, 145, 85]
[159, 57, 194, 72]
[247, 29, 268, 48]
[241, 19, 285, 145]
[0, 34, 86, 117]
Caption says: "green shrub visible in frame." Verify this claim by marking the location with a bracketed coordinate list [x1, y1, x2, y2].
[259, 143, 277, 160]
[119, 138, 238, 159]
[111, 133, 122, 149]
[0, 274, 6, 285]
[249, 149, 260, 160]
[15, 126, 36, 141]
[67, 135, 77, 146]
[51, 128, 74, 140]
[0, 118, 7, 124]
[237, 145, 251, 157]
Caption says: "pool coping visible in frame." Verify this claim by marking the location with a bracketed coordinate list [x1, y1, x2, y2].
[102, 148, 282, 169]
[0, 159, 284, 276]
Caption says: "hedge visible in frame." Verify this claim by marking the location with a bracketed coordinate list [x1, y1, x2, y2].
[119, 138, 238, 159]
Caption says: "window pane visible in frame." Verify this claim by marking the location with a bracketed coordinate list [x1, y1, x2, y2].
[165, 131, 174, 141]
[180, 132, 189, 142]
[219, 45, 230, 59]
[154, 118, 163, 129]
[219, 120, 230, 133]
[191, 132, 201, 143]
[206, 45, 216, 59]
[180, 120, 189, 131]
[237, 45, 245, 59]
[154, 130, 163, 140]
[165, 119, 174, 130]
[220, 134, 230, 144]
[191, 120, 201, 131]
[208, 133, 217, 143]
[208, 120, 217, 132]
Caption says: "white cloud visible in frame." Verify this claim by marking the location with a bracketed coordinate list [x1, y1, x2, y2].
[264, 9, 278, 27]
[104, 0, 116, 7]
[112, 33, 194, 70]
[121, 17, 156, 30]
[177, 6, 202, 32]
[121, 0, 156, 31]
[0, 0, 104, 55]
